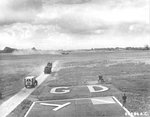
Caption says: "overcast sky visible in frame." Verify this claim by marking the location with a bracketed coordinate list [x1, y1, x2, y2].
[0, 0, 149, 50]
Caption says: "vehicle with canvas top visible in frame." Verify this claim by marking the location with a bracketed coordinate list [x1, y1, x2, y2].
[24, 76, 38, 88]
[44, 62, 52, 74]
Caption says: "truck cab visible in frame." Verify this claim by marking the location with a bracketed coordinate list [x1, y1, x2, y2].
[44, 62, 52, 74]
[24, 76, 38, 88]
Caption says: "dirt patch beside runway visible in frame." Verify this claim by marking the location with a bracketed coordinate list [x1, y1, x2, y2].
[7, 99, 32, 117]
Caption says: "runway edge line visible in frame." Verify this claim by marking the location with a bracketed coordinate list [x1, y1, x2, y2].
[112, 96, 134, 117]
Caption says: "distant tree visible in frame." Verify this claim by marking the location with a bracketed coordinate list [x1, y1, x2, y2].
[144, 45, 149, 50]
[32, 47, 37, 51]
[2, 47, 17, 53]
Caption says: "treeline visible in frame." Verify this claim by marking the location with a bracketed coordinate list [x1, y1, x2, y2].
[92, 45, 150, 51]
[125, 45, 149, 50]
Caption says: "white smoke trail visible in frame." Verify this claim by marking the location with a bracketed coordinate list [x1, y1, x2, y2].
[51, 60, 62, 72]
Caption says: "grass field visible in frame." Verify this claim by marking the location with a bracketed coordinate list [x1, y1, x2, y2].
[1, 50, 150, 116]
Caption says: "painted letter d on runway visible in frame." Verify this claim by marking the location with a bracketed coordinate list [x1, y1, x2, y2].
[87, 85, 108, 93]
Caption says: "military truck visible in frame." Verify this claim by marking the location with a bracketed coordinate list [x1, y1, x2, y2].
[24, 76, 38, 88]
[44, 62, 52, 74]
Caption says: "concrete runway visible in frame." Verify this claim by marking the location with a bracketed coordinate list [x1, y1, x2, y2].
[25, 96, 133, 117]
[24, 84, 134, 117]
[0, 77, 134, 117]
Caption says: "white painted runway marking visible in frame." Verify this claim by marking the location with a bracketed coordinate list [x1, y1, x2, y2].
[40, 102, 71, 111]
[50, 87, 70, 94]
[24, 102, 36, 117]
[0, 73, 50, 117]
[49, 84, 108, 94]
[112, 96, 134, 117]
[35, 96, 114, 102]
[91, 97, 116, 105]
[87, 85, 109, 92]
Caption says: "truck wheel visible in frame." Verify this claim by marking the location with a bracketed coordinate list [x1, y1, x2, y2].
[35, 80, 38, 86]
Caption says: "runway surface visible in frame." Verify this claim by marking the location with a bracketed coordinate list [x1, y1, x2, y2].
[24, 84, 134, 117]
[25, 96, 133, 117]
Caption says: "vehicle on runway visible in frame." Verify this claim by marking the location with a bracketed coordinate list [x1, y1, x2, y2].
[44, 62, 52, 74]
[24, 76, 38, 88]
